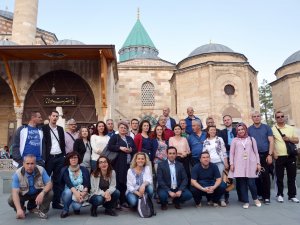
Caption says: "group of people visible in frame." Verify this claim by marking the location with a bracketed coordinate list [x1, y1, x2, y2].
[9, 107, 299, 220]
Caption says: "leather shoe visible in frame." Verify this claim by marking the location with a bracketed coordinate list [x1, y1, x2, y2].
[174, 203, 181, 209]
[104, 209, 118, 216]
[52, 203, 63, 209]
[74, 210, 80, 215]
[60, 211, 69, 218]
[161, 204, 168, 210]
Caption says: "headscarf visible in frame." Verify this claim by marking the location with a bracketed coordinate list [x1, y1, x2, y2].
[236, 123, 248, 139]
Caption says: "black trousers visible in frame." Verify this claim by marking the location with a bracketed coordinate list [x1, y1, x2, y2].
[45, 154, 65, 205]
[255, 153, 272, 199]
[275, 156, 297, 198]
[176, 156, 191, 186]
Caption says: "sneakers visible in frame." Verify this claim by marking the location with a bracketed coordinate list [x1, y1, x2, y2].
[254, 199, 261, 207]
[29, 208, 39, 214]
[82, 202, 90, 207]
[213, 203, 219, 207]
[220, 200, 227, 207]
[277, 195, 284, 203]
[207, 201, 213, 206]
[289, 197, 300, 203]
[243, 203, 249, 209]
[264, 199, 270, 205]
[37, 210, 48, 219]
[195, 203, 202, 208]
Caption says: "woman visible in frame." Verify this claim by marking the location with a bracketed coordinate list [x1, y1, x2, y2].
[107, 121, 136, 208]
[179, 119, 189, 138]
[134, 120, 155, 161]
[73, 127, 92, 171]
[91, 121, 110, 171]
[60, 152, 90, 218]
[88, 124, 95, 136]
[152, 125, 168, 171]
[229, 123, 261, 209]
[169, 124, 191, 183]
[89, 156, 119, 217]
[203, 125, 228, 206]
[126, 152, 153, 208]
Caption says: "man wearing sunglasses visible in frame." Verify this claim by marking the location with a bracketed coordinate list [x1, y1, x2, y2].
[272, 111, 299, 203]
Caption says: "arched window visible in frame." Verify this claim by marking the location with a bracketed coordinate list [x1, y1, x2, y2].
[141, 81, 155, 106]
[250, 83, 254, 108]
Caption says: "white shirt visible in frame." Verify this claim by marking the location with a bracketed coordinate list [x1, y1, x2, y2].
[90, 134, 110, 161]
[49, 125, 62, 155]
[168, 160, 177, 189]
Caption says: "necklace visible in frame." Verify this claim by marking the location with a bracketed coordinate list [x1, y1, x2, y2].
[239, 138, 248, 160]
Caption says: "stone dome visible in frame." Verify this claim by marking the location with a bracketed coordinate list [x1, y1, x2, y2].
[53, 39, 85, 45]
[188, 43, 234, 57]
[0, 40, 18, 45]
[282, 50, 300, 66]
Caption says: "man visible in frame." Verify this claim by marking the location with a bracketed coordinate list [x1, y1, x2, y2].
[185, 107, 201, 135]
[188, 120, 206, 165]
[219, 115, 238, 202]
[129, 118, 139, 138]
[163, 107, 176, 130]
[8, 154, 53, 219]
[190, 151, 226, 207]
[64, 118, 79, 154]
[248, 111, 274, 204]
[42, 110, 66, 209]
[272, 111, 299, 203]
[12, 111, 44, 168]
[106, 119, 115, 137]
[204, 117, 221, 136]
[157, 146, 192, 210]
[157, 115, 174, 141]
[179, 119, 188, 138]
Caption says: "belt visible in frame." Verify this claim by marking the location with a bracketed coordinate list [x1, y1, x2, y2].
[49, 153, 63, 158]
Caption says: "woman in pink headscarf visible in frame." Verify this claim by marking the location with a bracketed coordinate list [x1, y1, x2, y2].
[229, 123, 261, 209]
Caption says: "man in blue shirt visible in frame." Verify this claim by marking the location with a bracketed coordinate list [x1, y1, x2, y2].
[188, 120, 206, 165]
[8, 154, 53, 219]
[248, 111, 274, 204]
[190, 151, 226, 207]
[12, 111, 44, 168]
[185, 107, 201, 135]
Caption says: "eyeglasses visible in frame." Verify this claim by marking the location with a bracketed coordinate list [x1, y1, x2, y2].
[276, 115, 284, 119]
[99, 161, 108, 164]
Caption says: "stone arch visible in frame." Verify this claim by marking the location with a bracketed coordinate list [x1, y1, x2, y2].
[0, 77, 16, 147]
[22, 70, 97, 126]
[221, 104, 242, 124]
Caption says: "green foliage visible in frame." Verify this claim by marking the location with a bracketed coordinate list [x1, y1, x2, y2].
[259, 79, 274, 126]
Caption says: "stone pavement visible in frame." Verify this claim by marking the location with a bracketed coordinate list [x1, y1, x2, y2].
[0, 190, 299, 225]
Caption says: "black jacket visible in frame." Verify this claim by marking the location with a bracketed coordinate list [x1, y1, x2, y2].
[219, 127, 237, 152]
[42, 124, 66, 161]
[157, 160, 188, 192]
[73, 139, 90, 161]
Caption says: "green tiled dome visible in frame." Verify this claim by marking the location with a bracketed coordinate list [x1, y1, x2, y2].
[119, 19, 159, 62]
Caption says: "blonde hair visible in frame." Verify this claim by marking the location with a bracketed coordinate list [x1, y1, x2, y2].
[130, 152, 150, 168]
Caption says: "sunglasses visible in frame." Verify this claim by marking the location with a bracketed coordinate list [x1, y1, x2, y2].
[276, 115, 284, 119]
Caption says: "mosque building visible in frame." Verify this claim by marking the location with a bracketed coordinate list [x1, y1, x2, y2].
[4, 0, 298, 148]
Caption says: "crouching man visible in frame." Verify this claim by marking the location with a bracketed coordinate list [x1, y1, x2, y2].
[8, 154, 53, 219]
[190, 151, 226, 207]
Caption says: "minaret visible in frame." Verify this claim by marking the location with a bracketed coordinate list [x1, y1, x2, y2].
[11, 0, 39, 45]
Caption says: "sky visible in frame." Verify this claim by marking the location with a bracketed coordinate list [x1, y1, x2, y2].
[2, 0, 300, 83]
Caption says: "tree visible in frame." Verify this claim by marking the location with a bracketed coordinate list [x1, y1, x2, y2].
[259, 79, 274, 126]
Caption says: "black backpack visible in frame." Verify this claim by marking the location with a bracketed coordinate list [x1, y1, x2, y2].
[137, 193, 156, 218]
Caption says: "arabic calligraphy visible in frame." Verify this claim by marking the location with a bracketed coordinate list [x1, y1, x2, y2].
[44, 96, 76, 106]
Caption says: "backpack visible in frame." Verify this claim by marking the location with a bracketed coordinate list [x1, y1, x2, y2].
[137, 193, 156, 218]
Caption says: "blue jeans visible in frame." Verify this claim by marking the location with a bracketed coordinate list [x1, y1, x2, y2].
[126, 185, 153, 208]
[61, 188, 82, 212]
[158, 188, 193, 205]
[236, 177, 257, 203]
[89, 190, 120, 209]
[190, 182, 226, 204]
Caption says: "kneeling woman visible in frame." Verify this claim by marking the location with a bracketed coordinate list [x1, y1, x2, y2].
[60, 152, 90, 218]
[89, 156, 119, 217]
[126, 152, 153, 208]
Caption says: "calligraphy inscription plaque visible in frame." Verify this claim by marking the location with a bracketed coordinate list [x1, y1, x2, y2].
[43, 95, 76, 106]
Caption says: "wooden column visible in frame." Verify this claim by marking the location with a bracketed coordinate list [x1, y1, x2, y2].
[99, 50, 108, 118]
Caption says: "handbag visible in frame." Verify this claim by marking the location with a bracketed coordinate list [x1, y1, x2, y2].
[275, 127, 297, 157]
[137, 193, 155, 218]
[222, 169, 234, 192]
[100, 145, 118, 163]
[72, 184, 89, 202]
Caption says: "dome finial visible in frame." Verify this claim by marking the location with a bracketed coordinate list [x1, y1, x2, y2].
[137, 7, 140, 20]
